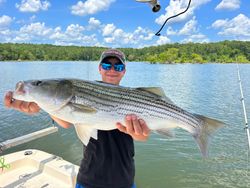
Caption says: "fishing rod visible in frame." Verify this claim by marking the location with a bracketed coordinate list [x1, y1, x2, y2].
[134, 0, 192, 36]
[237, 64, 250, 149]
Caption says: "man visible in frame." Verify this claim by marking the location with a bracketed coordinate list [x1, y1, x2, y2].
[4, 49, 150, 188]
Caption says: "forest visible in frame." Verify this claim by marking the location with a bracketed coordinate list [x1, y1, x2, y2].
[0, 40, 249, 63]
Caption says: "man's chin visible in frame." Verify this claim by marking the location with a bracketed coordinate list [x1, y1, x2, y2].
[105, 77, 120, 85]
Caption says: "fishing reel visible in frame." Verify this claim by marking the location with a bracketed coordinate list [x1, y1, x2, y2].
[136, 0, 161, 12]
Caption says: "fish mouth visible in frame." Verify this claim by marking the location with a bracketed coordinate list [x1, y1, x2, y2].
[15, 81, 26, 95]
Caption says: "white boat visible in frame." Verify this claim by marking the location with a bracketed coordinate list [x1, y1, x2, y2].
[0, 149, 79, 188]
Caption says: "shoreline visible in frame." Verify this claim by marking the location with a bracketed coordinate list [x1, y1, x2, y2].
[0, 60, 249, 64]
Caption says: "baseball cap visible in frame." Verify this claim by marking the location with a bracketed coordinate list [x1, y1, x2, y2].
[100, 49, 126, 65]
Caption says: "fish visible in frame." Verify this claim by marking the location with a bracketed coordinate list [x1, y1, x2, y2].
[12, 78, 224, 157]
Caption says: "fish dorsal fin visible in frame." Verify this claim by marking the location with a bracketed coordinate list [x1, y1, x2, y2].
[136, 87, 174, 104]
[72, 103, 97, 114]
[137, 87, 165, 97]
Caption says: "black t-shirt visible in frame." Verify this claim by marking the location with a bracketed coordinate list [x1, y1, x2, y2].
[77, 129, 135, 188]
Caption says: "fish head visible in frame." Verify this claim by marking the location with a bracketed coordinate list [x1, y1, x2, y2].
[13, 79, 73, 112]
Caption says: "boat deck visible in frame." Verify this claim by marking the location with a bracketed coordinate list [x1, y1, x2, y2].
[0, 149, 79, 188]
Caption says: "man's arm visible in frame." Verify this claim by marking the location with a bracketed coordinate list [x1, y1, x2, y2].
[116, 114, 150, 141]
[4, 91, 72, 129]
[50, 115, 72, 128]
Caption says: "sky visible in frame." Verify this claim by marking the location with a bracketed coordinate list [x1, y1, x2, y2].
[0, 0, 249, 48]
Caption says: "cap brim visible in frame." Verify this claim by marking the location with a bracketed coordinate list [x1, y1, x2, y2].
[101, 54, 125, 64]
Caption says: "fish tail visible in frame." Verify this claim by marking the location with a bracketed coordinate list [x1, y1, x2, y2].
[193, 114, 224, 158]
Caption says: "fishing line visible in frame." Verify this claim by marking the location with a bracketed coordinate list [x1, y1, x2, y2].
[155, 0, 192, 36]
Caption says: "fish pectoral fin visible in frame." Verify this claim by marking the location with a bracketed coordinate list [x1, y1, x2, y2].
[72, 103, 97, 114]
[136, 87, 174, 104]
[155, 128, 175, 138]
[74, 124, 98, 145]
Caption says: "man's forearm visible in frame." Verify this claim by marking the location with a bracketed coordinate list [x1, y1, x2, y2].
[50, 115, 72, 128]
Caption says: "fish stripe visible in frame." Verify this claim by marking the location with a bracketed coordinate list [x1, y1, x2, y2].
[70, 80, 202, 128]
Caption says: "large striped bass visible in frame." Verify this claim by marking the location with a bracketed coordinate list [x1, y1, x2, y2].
[13, 78, 224, 157]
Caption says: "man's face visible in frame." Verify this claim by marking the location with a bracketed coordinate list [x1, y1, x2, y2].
[99, 57, 126, 85]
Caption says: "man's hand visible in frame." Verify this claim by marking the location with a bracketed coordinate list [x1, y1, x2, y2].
[4, 91, 72, 129]
[116, 114, 150, 141]
[4, 91, 40, 114]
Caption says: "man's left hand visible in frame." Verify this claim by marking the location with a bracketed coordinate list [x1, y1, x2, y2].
[116, 114, 150, 141]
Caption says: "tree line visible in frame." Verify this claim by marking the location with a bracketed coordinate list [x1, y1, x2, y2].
[0, 40, 249, 63]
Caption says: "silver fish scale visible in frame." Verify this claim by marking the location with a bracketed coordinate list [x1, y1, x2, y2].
[71, 79, 202, 128]
[69, 80, 202, 128]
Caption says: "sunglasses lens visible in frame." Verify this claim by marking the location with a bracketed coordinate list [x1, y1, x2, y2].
[101, 62, 112, 70]
[101, 62, 125, 72]
[114, 64, 125, 72]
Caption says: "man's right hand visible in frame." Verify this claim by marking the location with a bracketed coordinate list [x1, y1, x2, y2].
[4, 91, 72, 128]
[4, 91, 40, 114]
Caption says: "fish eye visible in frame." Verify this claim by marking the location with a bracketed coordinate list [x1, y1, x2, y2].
[33, 80, 43, 86]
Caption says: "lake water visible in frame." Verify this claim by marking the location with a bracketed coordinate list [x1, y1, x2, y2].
[0, 61, 250, 188]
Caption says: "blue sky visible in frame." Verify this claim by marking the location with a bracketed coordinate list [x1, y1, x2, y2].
[0, 0, 249, 48]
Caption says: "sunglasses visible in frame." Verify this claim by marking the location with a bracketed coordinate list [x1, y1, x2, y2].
[100, 61, 125, 72]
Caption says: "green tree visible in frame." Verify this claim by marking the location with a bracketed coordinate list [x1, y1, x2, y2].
[236, 54, 249, 63]
[191, 53, 204, 63]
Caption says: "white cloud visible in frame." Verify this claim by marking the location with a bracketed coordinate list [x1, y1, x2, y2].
[71, 0, 115, 16]
[0, 15, 13, 42]
[65, 24, 85, 37]
[49, 25, 98, 46]
[2, 19, 156, 47]
[12, 22, 52, 42]
[156, 36, 171, 45]
[49, 27, 64, 40]
[166, 27, 177, 35]
[102, 24, 155, 47]
[182, 34, 209, 43]
[102, 23, 116, 36]
[30, 15, 36, 21]
[104, 37, 114, 43]
[10, 22, 99, 46]
[211, 19, 228, 28]
[166, 17, 201, 36]
[215, 0, 240, 11]
[179, 17, 197, 35]
[0, 29, 11, 35]
[164, 17, 208, 43]
[0, 15, 12, 28]
[16, 15, 37, 25]
[1, 16, 165, 47]
[87, 17, 101, 30]
[16, 0, 50, 12]
[211, 14, 250, 40]
[20, 22, 52, 36]
[155, 0, 211, 25]
[134, 27, 154, 41]
[54, 34, 98, 46]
